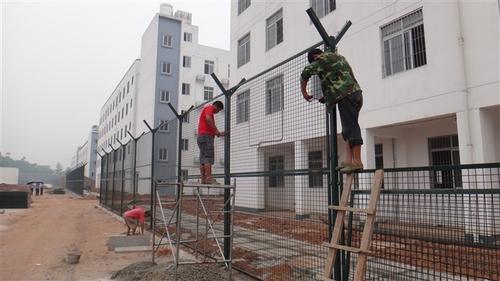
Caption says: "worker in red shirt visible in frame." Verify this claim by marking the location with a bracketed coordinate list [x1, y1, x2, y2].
[123, 207, 151, 235]
[197, 101, 224, 184]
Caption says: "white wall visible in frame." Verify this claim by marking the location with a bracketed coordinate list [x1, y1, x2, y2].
[0, 167, 19, 184]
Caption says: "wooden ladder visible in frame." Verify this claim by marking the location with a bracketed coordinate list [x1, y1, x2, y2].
[323, 170, 384, 281]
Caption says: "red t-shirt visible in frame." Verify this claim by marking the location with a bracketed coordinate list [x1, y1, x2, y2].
[198, 105, 217, 136]
[124, 207, 145, 223]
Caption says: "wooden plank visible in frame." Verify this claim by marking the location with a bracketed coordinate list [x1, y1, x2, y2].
[323, 173, 354, 279]
[322, 242, 371, 254]
[328, 205, 374, 215]
[353, 170, 384, 281]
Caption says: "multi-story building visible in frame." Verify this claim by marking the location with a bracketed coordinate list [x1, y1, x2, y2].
[95, 4, 231, 192]
[73, 125, 99, 179]
[229, 0, 499, 212]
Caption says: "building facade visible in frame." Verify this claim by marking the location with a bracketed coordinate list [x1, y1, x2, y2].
[73, 125, 99, 179]
[95, 4, 231, 193]
[229, 0, 499, 212]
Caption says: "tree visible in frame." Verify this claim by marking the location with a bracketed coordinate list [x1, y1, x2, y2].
[55, 163, 63, 175]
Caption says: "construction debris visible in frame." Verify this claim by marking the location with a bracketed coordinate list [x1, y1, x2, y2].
[111, 261, 229, 281]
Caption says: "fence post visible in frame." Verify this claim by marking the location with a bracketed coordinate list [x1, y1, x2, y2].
[143, 120, 163, 228]
[109, 144, 118, 212]
[127, 131, 143, 207]
[101, 149, 109, 207]
[97, 151, 105, 205]
[166, 103, 194, 183]
[117, 139, 128, 214]
[306, 8, 352, 281]
[210, 74, 246, 262]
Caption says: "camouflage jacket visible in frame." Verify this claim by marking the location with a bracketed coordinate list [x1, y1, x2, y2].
[301, 51, 361, 106]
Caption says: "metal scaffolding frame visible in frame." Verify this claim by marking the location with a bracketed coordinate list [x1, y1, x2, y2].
[152, 180, 236, 281]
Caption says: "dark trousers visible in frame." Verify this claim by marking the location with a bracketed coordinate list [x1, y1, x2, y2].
[338, 91, 363, 147]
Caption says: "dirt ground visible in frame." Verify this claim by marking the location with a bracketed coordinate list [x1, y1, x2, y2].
[0, 193, 151, 281]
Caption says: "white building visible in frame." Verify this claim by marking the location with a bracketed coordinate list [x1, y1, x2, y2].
[0, 167, 19, 184]
[73, 125, 99, 179]
[228, 0, 499, 213]
[95, 4, 231, 191]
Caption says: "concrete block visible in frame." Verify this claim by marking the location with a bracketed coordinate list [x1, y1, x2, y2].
[106, 234, 151, 251]
[114, 246, 151, 253]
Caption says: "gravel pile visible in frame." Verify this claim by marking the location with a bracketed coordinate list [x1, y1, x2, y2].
[111, 261, 229, 281]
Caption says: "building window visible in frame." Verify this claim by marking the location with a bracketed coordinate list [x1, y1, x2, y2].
[184, 32, 192, 42]
[180, 139, 189, 151]
[127, 81, 130, 93]
[236, 90, 250, 123]
[266, 9, 283, 51]
[375, 144, 384, 169]
[160, 90, 170, 103]
[181, 110, 189, 123]
[131, 76, 134, 85]
[159, 120, 169, 132]
[130, 99, 133, 108]
[159, 148, 168, 161]
[124, 125, 127, 135]
[161, 62, 172, 75]
[204, 60, 214, 74]
[308, 151, 323, 188]
[265, 74, 284, 114]
[268, 156, 284, 188]
[182, 83, 190, 95]
[237, 33, 251, 67]
[310, 0, 335, 18]
[162, 35, 173, 47]
[204, 86, 214, 100]
[183, 56, 191, 68]
[381, 9, 426, 77]
[429, 135, 461, 188]
[238, 0, 251, 15]
[126, 103, 129, 115]
[181, 169, 189, 181]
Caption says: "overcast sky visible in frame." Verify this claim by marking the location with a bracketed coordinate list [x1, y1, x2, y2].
[0, 0, 230, 169]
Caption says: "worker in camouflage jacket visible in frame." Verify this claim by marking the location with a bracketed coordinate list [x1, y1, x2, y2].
[301, 48, 364, 173]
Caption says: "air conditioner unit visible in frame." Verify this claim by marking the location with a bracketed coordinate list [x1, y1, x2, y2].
[196, 75, 205, 82]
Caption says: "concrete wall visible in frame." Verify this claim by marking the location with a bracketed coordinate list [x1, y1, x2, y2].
[0, 167, 19, 184]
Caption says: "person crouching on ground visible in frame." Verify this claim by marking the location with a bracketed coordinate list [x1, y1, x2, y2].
[123, 207, 151, 235]
[197, 101, 225, 184]
[301, 48, 364, 173]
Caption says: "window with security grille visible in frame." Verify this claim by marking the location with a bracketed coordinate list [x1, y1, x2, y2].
[204, 60, 214, 74]
[375, 143, 384, 169]
[184, 32, 192, 42]
[236, 90, 250, 123]
[181, 110, 189, 123]
[310, 0, 335, 18]
[159, 148, 168, 161]
[381, 9, 427, 77]
[308, 151, 323, 188]
[162, 35, 173, 48]
[181, 169, 188, 181]
[160, 90, 169, 103]
[204, 86, 214, 100]
[180, 139, 189, 151]
[429, 135, 461, 188]
[238, 0, 250, 15]
[269, 156, 284, 188]
[159, 120, 169, 132]
[266, 9, 283, 50]
[182, 83, 190, 95]
[237, 33, 251, 67]
[183, 56, 191, 68]
[161, 62, 172, 75]
[265, 74, 284, 114]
